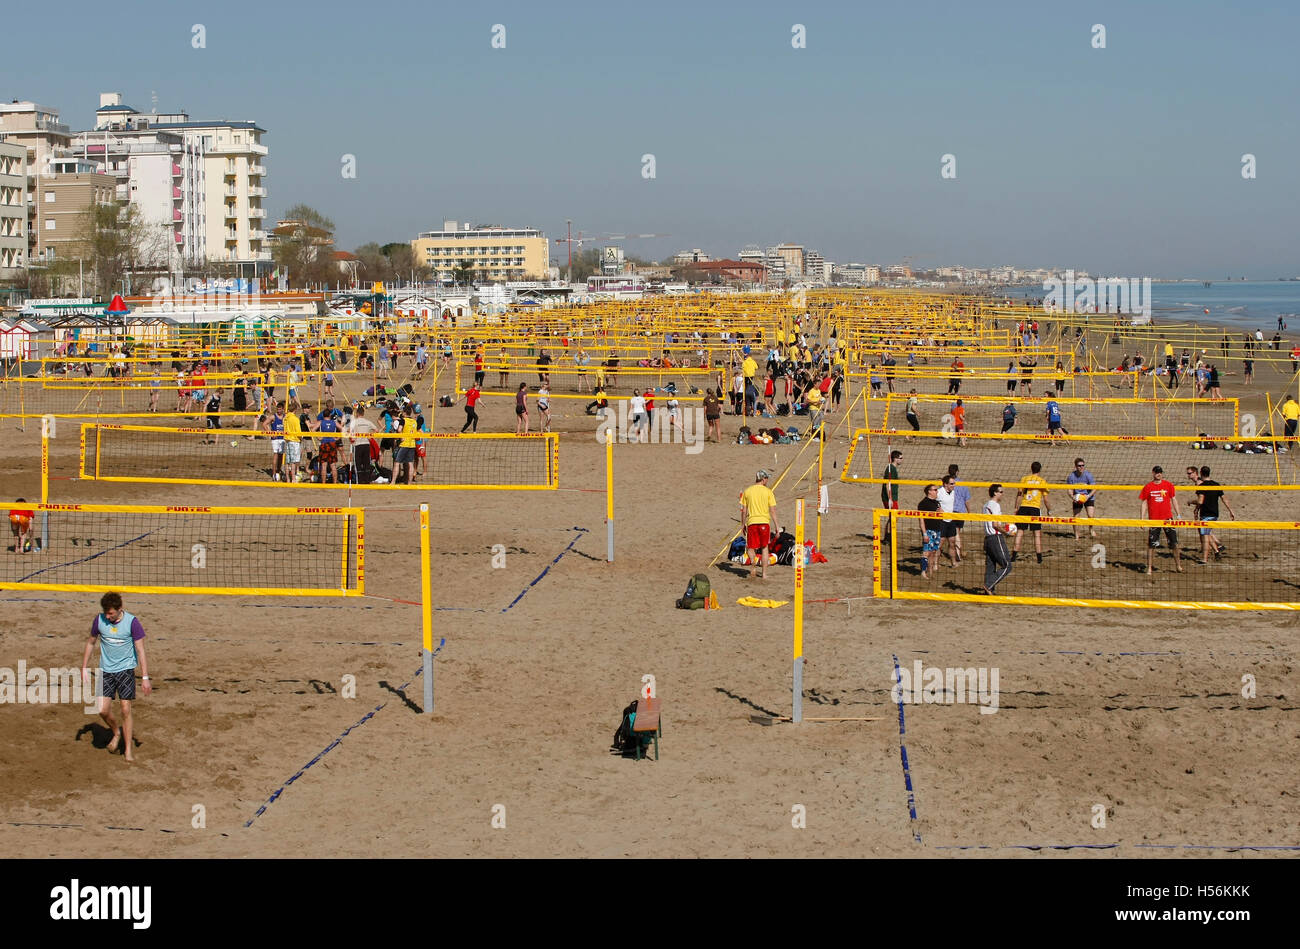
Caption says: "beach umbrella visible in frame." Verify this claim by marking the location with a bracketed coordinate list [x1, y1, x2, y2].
[106, 294, 130, 316]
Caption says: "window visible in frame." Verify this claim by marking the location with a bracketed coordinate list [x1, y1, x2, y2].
[46, 219, 55, 230]
[45, 191, 55, 203]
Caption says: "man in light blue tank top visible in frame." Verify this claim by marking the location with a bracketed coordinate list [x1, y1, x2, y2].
[80, 592, 152, 762]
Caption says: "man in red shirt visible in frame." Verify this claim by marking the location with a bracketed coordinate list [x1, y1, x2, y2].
[459, 384, 482, 433]
[1139, 465, 1183, 575]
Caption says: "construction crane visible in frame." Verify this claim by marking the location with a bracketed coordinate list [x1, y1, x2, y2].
[554, 220, 670, 281]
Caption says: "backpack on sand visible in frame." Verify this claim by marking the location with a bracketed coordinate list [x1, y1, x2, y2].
[611, 700, 642, 754]
[676, 573, 711, 610]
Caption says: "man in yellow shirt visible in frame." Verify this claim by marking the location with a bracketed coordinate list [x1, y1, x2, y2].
[1013, 460, 1050, 563]
[739, 469, 781, 580]
[741, 352, 758, 385]
[805, 384, 825, 432]
[283, 401, 304, 483]
[1282, 395, 1299, 441]
[395, 406, 419, 485]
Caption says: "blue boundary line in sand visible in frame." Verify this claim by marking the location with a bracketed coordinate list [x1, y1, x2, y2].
[15, 531, 157, 583]
[938, 844, 1300, 852]
[891, 653, 922, 844]
[243, 637, 446, 829]
[500, 526, 589, 613]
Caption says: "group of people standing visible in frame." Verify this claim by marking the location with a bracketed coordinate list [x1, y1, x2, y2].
[880, 452, 1241, 594]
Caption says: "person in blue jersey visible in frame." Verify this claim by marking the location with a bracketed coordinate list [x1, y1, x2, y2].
[315, 402, 342, 484]
[80, 592, 152, 763]
[1045, 398, 1065, 439]
[261, 401, 286, 481]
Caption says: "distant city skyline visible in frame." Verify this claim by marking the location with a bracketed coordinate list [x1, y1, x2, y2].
[7, 0, 1298, 278]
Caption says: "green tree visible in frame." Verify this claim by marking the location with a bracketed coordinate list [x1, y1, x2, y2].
[569, 247, 602, 282]
[76, 201, 169, 297]
[451, 259, 476, 286]
[272, 204, 336, 287]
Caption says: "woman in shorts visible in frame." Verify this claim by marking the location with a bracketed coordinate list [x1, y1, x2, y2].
[515, 382, 530, 435]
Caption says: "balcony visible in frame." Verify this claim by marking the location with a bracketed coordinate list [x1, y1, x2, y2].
[248, 164, 266, 176]
[172, 186, 182, 199]
[172, 164, 182, 177]
[248, 207, 266, 219]
[224, 205, 238, 220]
[173, 208, 182, 222]
[174, 232, 184, 244]
[225, 186, 238, 197]
[249, 229, 267, 241]
[248, 186, 266, 198]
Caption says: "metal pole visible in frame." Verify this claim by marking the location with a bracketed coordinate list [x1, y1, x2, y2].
[420, 503, 434, 714]
[793, 497, 805, 723]
[606, 426, 614, 562]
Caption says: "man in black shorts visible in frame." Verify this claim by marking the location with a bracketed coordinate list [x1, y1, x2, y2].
[1012, 460, 1049, 563]
[1139, 465, 1182, 575]
[79, 592, 153, 763]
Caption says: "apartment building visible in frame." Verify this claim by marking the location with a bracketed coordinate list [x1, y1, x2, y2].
[72, 123, 207, 270]
[0, 100, 73, 266]
[94, 94, 268, 273]
[0, 140, 25, 277]
[34, 158, 116, 261]
[773, 243, 805, 278]
[412, 221, 550, 282]
[804, 251, 829, 282]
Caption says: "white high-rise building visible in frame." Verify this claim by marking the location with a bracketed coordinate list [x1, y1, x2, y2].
[0, 140, 26, 277]
[95, 94, 269, 274]
[72, 120, 207, 270]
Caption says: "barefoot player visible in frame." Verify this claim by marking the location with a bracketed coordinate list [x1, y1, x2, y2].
[80, 592, 152, 763]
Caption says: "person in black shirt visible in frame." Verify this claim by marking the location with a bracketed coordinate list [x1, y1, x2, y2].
[917, 484, 942, 580]
[1193, 466, 1235, 563]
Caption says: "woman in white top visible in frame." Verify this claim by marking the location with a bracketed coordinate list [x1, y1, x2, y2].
[982, 484, 1015, 595]
[537, 385, 551, 433]
[628, 390, 647, 442]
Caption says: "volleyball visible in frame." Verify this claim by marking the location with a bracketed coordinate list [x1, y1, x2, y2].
[1005, 523, 1018, 534]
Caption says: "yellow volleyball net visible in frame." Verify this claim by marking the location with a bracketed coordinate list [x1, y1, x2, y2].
[0, 502, 363, 596]
[77, 425, 559, 491]
[842, 428, 1300, 492]
[870, 508, 1300, 611]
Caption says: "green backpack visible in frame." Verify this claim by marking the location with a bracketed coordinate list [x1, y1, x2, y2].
[676, 573, 711, 610]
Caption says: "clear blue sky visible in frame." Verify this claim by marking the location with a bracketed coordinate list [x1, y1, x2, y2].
[9, 0, 1298, 276]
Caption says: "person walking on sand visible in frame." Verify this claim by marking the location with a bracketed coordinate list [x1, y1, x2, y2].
[981, 484, 1015, 595]
[1193, 466, 1235, 564]
[739, 469, 781, 580]
[80, 592, 153, 763]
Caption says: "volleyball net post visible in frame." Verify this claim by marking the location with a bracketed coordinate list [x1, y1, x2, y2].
[793, 497, 805, 724]
[420, 503, 434, 715]
[606, 427, 615, 563]
[40, 425, 49, 551]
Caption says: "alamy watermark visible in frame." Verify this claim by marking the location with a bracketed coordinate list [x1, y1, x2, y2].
[1043, 270, 1151, 321]
[891, 660, 1000, 715]
[595, 400, 705, 454]
[0, 662, 102, 712]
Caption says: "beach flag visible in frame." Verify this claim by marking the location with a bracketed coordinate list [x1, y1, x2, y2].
[706, 590, 720, 610]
